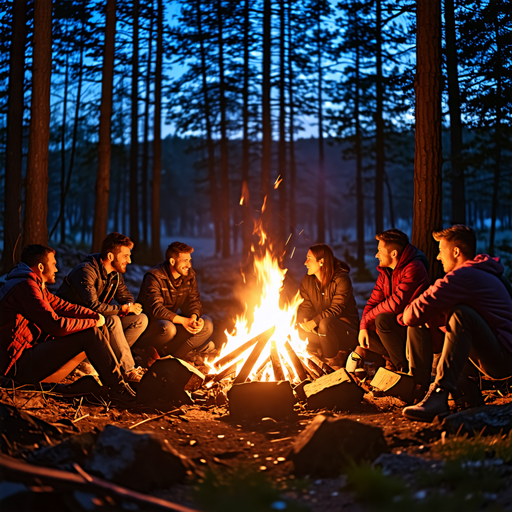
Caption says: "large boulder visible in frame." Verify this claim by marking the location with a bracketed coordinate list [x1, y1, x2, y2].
[228, 381, 296, 420]
[289, 415, 389, 477]
[85, 425, 194, 492]
[136, 356, 204, 406]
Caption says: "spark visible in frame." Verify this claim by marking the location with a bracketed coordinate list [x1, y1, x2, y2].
[285, 233, 292, 245]
[298, 229, 304, 235]
[290, 247, 296, 259]
[274, 175, 283, 189]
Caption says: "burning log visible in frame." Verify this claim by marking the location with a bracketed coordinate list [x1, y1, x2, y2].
[270, 341, 285, 381]
[284, 338, 308, 382]
[234, 331, 274, 384]
[307, 358, 324, 378]
[214, 326, 276, 370]
[255, 360, 271, 382]
[302, 361, 318, 381]
[213, 361, 238, 382]
[283, 359, 296, 382]
[309, 354, 335, 374]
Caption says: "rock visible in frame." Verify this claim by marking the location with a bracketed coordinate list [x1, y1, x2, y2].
[28, 432, 98, 471]
[228, 381, 296, 420]
[440, 403, 512, 436]
[136, 356, 204, 406]
[85, 425, 194, 492]
[304, 369, 364, 411]
[290, 414, 389, 477]
[370, 367, 415, 403]
[0, 404, 64, 456]
[373, 453, 436, 476]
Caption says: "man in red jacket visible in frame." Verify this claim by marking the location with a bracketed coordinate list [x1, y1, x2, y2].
[402, 225, 512, 422]
[358, 229, 430, 372]
[0, 245, 135, 400]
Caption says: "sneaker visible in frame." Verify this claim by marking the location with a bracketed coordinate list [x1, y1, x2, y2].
[108, 381, 137, 403]
[402, 383, 450, 422]
[124, 366, 147, 383]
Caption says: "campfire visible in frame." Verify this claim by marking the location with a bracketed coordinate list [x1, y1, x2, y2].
[206, 236, 334, 386]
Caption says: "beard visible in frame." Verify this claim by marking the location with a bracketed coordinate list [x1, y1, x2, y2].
[112, 257, 127, 274]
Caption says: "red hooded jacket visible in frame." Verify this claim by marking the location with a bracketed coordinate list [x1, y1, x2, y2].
[0, 263, 99, 375]
[402, 255, 512, 354]
[361, 244, 431, 331]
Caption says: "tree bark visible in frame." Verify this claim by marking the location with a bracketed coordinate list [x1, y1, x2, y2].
[217, 0, 231, 258]
[445, 0, 465, 224]
[92, 0, 116, 252]
[277, 0, 287, 241]
[59, 48, 70, 243]
[287, 0, 296, 237]
[24, 0, 53, 247]
[375, 0, 384, 234]
[141, 2, 154, 249]
[261, 0, 272, 224]
[197, 0, 221, 254]
[1, 0, 28, 272]
[151, 0, 163, 261]
[412, 0, 443, 281]
[129, 0, 140, 244]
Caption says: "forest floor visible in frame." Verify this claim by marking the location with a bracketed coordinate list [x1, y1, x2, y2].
[2, 246, 512, 511]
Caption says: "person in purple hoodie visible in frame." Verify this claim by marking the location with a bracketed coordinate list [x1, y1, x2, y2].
[402, 225, 512, 422]
[357, 229, 431, 372]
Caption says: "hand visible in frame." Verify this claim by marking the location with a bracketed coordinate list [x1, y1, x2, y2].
[182, 316, 203, 335]
[96, 314, 105, 328]
[300, 318, 317, 333]
[130, 303, 143, 315]
[358, 329, 370, 348]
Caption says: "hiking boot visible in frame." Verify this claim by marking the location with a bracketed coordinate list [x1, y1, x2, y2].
[402, 383, 450, 423]
[108, 380, 137, 403]
[124, 366, 147, 383]
[453, 375, 484, 410]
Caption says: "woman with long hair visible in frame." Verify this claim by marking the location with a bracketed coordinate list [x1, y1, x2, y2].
[297, 244, 359, 367]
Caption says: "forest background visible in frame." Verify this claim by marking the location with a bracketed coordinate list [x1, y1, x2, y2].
[0, 0, 511, 280]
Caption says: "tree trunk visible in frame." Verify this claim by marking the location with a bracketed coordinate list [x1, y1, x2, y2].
[287, 0, 296, 237]
[261, 0, 272, 224]
[412, 0, 443, 281]
[129, 0, 140, 244]
[141, 3, 154, 249]
[375, 0, 384, 234]
[316, 5, 325, 243]
[217, 0, 231, 258]
[1, 0, 28, 272]
[24, 0, 53, 247]
[445, 0, 465, 224]
[277, 0, 287, 241]
[489, 0, 502, 255]
[241, 0, 252, 255]
[59, 48, 70, 244]
[197, 0, 221, 254]
[151, 0, 163, 261]
[355, 20, 365, 273]
[92, 0, 116, 251]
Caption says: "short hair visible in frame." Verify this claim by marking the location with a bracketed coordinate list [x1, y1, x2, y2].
[165, 241, 194, 261]
[21, 244, 56, 268]
[433, 225, 476, 259]
[101, 232, 134, 259]
[375, 229, 409, 254]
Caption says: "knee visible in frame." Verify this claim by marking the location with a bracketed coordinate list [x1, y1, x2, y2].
[105, 315, 121, 330]
[160, 320, 177, 341]
[446, 304, 474, 331]
[318, 317, 333, 334]
[133, 313, 149, 330]
[201, 317, 214, 337]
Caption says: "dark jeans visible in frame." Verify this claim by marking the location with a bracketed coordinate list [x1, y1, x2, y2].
[105, 313, 148, 373]
[298, 317, 358, 358]
[367, 313, 408, 370]
[136, 316, 214, 359]
[408, 304, 512, 392]
[6, 327, 123, 388]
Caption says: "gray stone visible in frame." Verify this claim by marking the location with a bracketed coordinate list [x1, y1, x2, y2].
[304, 369, 364, 411]
[136, 356, 204, 406]
[228, 381, 296, 420]
[441, 403, 512, 436]
[373, 453, 436, 476]
[85, 425, 194, 492]
[290, 414, 389, 477]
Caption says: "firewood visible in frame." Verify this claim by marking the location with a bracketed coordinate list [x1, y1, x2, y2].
[234, 331, 274, 384]
[284, 338, 308, 381]
[214, 326, 275, 370]
[213, 361, 238, 382]
[307, 358, 324, 378]
[270, 341, 285, 381]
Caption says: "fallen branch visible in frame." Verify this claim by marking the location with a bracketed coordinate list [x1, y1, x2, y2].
[129, 408, 182, 430]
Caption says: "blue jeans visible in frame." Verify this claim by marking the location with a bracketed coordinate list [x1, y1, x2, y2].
[136, 316, 214, 359]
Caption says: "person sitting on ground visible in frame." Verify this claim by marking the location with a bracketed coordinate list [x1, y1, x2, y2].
[401, 225, 512, 422]
[0, 245, 135, 400]
[57, 232, 148, 383]
[356, 229, 430, 373]
[136, 241, 214, 361]
[297, 244, 360, 368]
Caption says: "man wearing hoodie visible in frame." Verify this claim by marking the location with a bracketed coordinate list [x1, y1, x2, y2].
[57, 233, 148, 382]
[402, 225, 512, 422]
[0, 245, 135, 400]
[358, 229, 431, 372]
